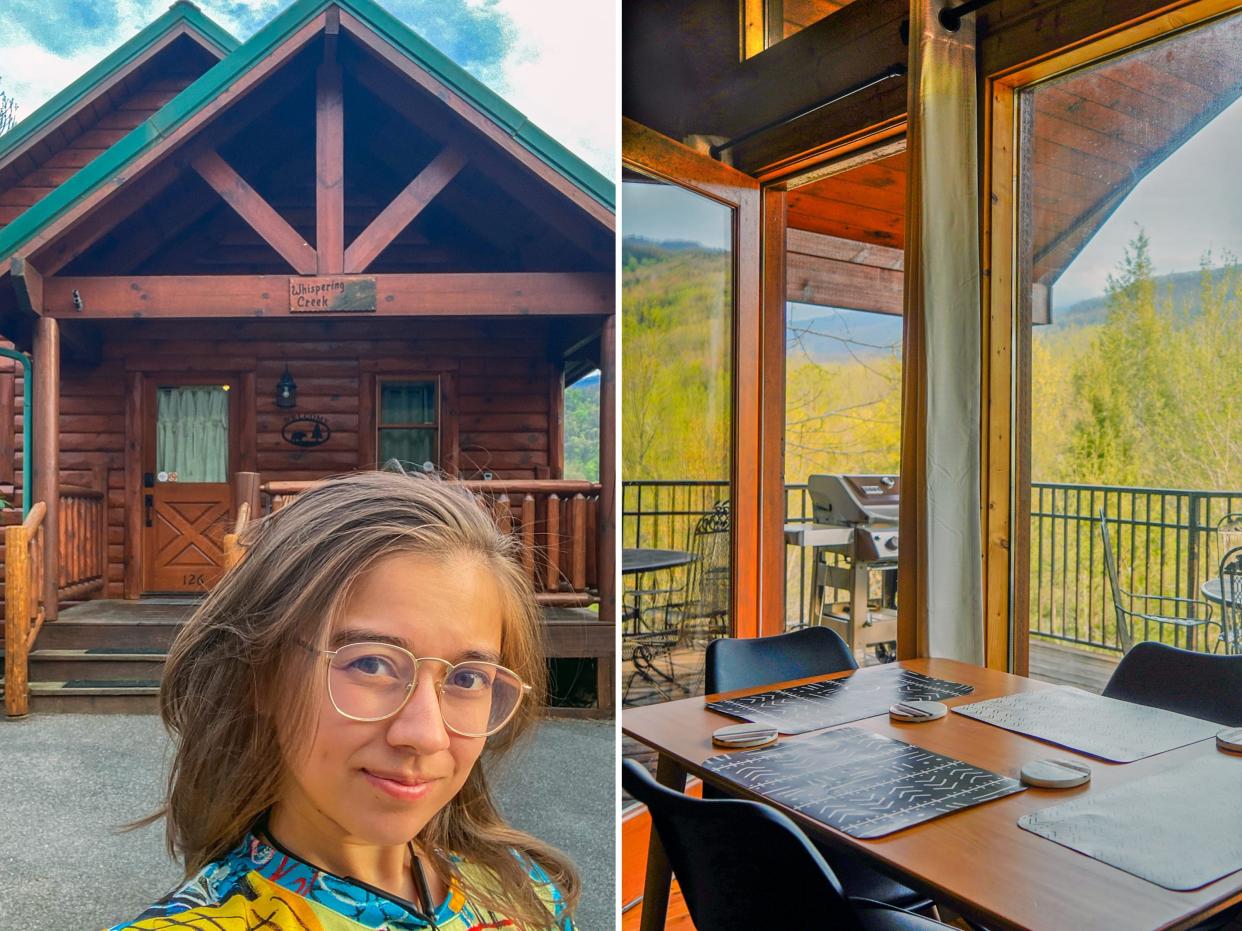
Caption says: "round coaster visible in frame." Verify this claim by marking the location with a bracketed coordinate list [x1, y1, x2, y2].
[1217, 727, 1242, 754]
[888, 700, 947, 722]
[712, 723, 778, 749]
[1020, 758, 1091, 788]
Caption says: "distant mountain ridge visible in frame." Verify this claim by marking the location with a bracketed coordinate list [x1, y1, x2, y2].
[1051, 265, 1238, 329]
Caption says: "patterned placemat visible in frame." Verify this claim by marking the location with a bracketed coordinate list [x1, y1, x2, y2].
[703, 726, 1023, 838]
[1020, 753, 1242, 890]
[951, 687, 1220, 762]
[705, 666, 974, 734]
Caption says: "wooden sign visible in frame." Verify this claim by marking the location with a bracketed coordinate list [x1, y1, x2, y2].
[289, 276, 376, 312]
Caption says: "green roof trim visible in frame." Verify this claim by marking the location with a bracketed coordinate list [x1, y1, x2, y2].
[0, 0, 613, 266]
[0, 2, 237, 169]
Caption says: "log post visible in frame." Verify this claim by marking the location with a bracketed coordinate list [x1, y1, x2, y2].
[599, 314, 616, 627]
[32, 317, 59, 621]
[5, 522, 29, 716]
[235, 471, 262, 522]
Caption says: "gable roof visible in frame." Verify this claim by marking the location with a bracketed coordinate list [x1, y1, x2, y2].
[0, 0, 613, 267]
[0, 1, 237, 172]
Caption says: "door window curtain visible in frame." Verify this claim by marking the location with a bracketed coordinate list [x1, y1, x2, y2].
[898, 0, 985, 664]
[157, 387, 229, 483]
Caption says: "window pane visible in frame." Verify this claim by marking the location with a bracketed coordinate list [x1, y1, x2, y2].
[156, 386, 228, 483]
[379, 429, 436, 468]
[1017, 12, 1242, 683]
[380, 381, 435, 425]
[621, 175, 734, 700]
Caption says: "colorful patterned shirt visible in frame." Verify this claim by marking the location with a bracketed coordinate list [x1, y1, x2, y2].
[106, 831, 573, 930]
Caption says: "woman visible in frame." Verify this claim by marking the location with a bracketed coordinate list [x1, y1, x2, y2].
[109, 470, 579, 930]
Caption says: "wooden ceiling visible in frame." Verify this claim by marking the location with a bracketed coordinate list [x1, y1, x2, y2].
[776, 0, 857, 43]
[787, 150, 907, 251]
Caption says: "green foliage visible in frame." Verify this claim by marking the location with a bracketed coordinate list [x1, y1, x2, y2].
[563, 377, 599, 482]
[1039, 230, 1242, 491]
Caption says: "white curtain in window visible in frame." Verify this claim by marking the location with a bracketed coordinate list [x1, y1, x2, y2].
[157, 387, 229, 483]
[902, 0, 984, 664]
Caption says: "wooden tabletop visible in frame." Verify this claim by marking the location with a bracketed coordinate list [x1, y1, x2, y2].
[622, 658, 1242, 931]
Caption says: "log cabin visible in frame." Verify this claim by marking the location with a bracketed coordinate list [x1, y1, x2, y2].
[620, 0, 1242, 927]
[0, 0, 616, 716]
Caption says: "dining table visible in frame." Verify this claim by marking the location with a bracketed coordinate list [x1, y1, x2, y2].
[622, 657, 1242, 931]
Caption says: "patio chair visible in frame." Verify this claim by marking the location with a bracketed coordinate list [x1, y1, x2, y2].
[1102, 641, 1242, 724]
[1098, 508, 1214, 653]
[672, 499, 731, 647]
[622, 760, 951, 931]
[1217, 513, 1242, 566]
[703, 627, 930, 912]
[1216, 545, 1242, 655]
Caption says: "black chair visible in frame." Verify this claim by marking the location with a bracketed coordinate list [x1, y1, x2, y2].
[705, 626, 858, 695]
[1102, 640, 1242, 725]
[1098, 509, 1214, 653]
[623, 760, 949, 931]
[703, 627, 930, 913]
[1217, 546, 1242, 655]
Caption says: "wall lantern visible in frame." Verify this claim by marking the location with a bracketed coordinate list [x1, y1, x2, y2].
[276, 366, 297, 409]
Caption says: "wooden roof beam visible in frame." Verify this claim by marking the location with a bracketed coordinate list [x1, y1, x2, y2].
[191, 149, 317, 274]
[42, 272, 612, 317]
[344, 147, 467, 274]
[316, 10, 344, 274]
[11, 256, 101, 364]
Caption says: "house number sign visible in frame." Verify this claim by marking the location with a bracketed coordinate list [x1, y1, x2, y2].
[289, 276, 377, 312]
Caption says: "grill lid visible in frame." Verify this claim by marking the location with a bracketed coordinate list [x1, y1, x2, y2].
[808, 474, 900, 525]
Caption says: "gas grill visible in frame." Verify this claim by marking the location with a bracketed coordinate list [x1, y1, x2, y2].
[784, 474, 900, 661]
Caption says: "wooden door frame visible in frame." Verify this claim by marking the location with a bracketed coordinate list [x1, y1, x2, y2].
[124, 368, 256, 598]
[981, 0, 1242, 673]
[622, 117, 785, 639]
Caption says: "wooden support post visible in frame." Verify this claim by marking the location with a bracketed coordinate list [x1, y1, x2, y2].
[32, 316, 59, 621]
[5, 522, 30, 716]
[315, 24, 344, 275]
[598, 314, 616, 679]
[235, 471, 262, 524]
[123, 371, 142, 599]
[92, 462, 108, 586]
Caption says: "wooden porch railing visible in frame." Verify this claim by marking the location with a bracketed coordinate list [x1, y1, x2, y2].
[5, 501, 46, 717]
[227, 476, 603, 606]
[57, 464, 108, 601]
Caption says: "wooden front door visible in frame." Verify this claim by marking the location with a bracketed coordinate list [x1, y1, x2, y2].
[143, 379, 237, 593]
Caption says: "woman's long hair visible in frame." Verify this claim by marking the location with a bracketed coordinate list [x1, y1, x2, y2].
[151, 469, 579, 929]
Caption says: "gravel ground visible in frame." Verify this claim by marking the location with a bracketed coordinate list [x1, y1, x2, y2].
[0, 714, 614, 930]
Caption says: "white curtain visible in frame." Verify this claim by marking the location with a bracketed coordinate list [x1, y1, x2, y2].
[904, 0, 985, 663]
[157, 387, 229, 483]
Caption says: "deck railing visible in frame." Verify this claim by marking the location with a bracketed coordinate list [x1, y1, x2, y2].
[624, 479, 1242, 653]
[5, 501, 46, 716]
[229, 475, 603, 607]
[57, 464, 108, 601]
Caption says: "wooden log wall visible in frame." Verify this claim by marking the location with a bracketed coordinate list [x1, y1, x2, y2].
[4, 316, 568, 599]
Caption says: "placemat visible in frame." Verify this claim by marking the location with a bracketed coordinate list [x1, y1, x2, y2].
[705, 666, 974, 735]
[1020, 753, 1242, 890]
[951, 687, 1220, 762]
[702, 726, 1024, 839]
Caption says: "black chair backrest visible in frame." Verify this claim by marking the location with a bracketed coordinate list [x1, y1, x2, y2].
[684, 499, 731, 627]
[621, 759, 864, 931]
[705, 626, 858, 696]
[1097, 508, 1134, 653]
[1102, 640, 1242, 724]
[1220, 545, 1242, 654]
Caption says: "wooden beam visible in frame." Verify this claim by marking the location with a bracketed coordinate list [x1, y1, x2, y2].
[191, 149, 317, 274]
[786, 239, 905, 315]
[598, 314, 616, 659]
[44, 273, 613, 317]
[316, 39, 345, 274]
[123, 371, 142, 599]
[344, 148, 467, 274]
[32, 316, 59, 620]
[10, 255, 43, 317]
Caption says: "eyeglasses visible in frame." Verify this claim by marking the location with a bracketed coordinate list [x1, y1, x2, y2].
[320, 641, 531, 737]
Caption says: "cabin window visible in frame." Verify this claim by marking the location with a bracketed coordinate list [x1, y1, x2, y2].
[1001, 8, 1242, 680]
[742, 0, 859, 57]
[377, 379, 439, 469]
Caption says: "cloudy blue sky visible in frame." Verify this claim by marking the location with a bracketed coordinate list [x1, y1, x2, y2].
[0, 0, 615, 179]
